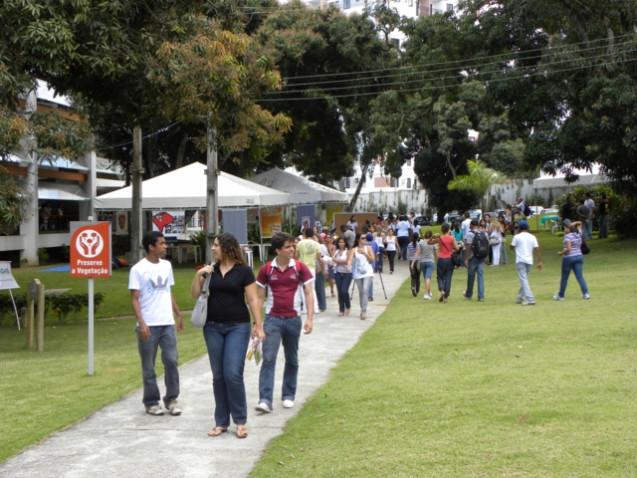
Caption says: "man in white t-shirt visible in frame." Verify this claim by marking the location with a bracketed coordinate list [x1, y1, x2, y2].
[129, 231, 184, 416]
[460, 212, 472, 239]
[510, 220, 543, 305]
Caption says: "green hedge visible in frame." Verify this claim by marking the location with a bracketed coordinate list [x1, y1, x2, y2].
[0, 292, 104, 327]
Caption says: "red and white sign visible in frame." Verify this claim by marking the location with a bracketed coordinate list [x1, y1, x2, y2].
[70, 222, 112, 278]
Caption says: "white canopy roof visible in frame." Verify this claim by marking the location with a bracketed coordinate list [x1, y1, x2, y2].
[95, 162, 290, 209]
[250, 167, 348, 204]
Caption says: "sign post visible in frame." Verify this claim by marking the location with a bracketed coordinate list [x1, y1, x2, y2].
[0, 261, 20, 330]
[70, 221, 112, 376]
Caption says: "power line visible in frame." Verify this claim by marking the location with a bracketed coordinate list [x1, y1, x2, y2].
[258, 55, 637, 102]
[267, 41, 637, 94]
[96, 121, 181, 152]
[281, 33, 637, 84]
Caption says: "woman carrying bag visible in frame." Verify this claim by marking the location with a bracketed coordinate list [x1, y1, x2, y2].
[191, 233, 264, 439]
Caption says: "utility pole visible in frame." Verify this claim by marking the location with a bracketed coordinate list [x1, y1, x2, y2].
[131, 126, 144, 263]
[205, 116, 219, 263]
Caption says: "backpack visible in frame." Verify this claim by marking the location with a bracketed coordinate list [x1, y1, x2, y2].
[264, 260, 304, 284]
[471, 230, 490, 260]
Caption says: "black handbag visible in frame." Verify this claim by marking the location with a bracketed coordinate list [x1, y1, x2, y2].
[451, 250, 463, 267]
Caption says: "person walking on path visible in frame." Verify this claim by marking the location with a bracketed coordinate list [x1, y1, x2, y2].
[255, 232, 314, 413]
[407, 232, 420, 297]
[190, 233, 264, 439]
[430, 223, 459, 303]
[384, 228, 397, 274]
[510, 220, 543, 305]
[464, 219, 488, 301]
[554, 220, 591, 301]
[295, 228, 322, 313]
[352, 233, 375, 320]
[395, 215, 411, 260]
[129, 231, 184, 417]
[414, 230, 437, 300]
[332, 236, 354, 316]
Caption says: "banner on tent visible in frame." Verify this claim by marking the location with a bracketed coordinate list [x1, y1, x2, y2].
[152, 210, 186, 239]
[260, 208, 282, 238]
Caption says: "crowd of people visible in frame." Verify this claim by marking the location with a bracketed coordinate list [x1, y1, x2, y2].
[127, 203, 595, 440]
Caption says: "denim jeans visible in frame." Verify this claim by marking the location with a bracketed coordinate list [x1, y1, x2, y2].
[598, 215, 608, 239]
[137, 325, 179, 408]
[315, 269, 327, 312]
[558, 255, 589, 298]
[258, 315, 302, 407]
[420, 261, 434, 280]
[355, 277, 372, 312]
[584, 219, 593, 240]
[465, 257, 485, 299]
[397, 236, 409, 260]
[203, 321, 251, 427]
[515, 262, 535, 303]
[410, 262, 420, 294]
[436, 257, 454, 297]
[334, 272, 352, 312]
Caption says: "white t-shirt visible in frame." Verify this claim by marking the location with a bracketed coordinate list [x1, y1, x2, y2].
[352, 249, 374, 279]
[128, 258, 175, 326]
[385, 236, 397, 252]
[461, 218, 472, 238]
[510, 232, 539, 265]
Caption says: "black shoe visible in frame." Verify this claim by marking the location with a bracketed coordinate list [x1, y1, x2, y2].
[411, 285, 417, 297]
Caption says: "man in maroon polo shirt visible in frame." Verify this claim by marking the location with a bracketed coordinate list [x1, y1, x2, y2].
[255, 232, 314, 413]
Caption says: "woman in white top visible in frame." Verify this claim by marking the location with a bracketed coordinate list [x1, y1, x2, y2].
[331, 237, 354, 316]
[489, 219, 503, 266]
[384, 228, 397, 274]
[352, 233, 375, 320]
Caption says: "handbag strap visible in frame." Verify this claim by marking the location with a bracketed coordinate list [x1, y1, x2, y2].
[200, 266, 213, 297]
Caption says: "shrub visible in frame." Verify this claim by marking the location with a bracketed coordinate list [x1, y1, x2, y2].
[0, 292, 104, 327]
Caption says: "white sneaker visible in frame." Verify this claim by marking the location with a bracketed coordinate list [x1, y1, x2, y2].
[423, 293, 432, 300]
[282, 399, 295, 409]
[583, 293, 591, 300]
[255, 401, 272, 413]
[553, 294, 564, 301]
[145, 405, 164, 416]
[167, 400, 182, 416]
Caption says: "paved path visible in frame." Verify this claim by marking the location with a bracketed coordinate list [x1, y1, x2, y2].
[1, 262, 409, 478]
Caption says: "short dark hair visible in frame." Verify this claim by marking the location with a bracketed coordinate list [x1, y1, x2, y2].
[441, 223, 450, 233]
[142, 231, 164, 252]
[271, 231, 294, 252]
[304, 228, 314, 238]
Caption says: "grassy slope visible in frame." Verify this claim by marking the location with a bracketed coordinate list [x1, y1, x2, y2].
[250, 234, 637, 477]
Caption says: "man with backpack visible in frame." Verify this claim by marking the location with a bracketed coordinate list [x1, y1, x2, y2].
[255, 232, 314, 414]
[464, 219, 488, 301]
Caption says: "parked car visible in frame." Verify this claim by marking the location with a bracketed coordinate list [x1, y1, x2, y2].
[529, 205, 544, 216]
[469, 209, 482, 220]
[413, 215, 432, 226]
[543, 205, 559, 215]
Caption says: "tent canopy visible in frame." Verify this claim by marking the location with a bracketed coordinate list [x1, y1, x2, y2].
[95, 162, 290, 210]
[250, 167, 348, 204]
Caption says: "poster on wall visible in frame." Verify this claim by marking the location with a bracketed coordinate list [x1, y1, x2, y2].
[325, 204, 344, 229]
[115, 211, 128, 235]
[259, 208, 282, 238]
[152, 210, 186, 239]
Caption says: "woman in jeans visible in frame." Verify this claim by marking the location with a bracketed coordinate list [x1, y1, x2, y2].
[352, 233, 375, 320]
[414, 230, 437, 300]
[430, 223, 459, 303]
[191, 233, 264, 439]
[331, 237, 354, 316]
[554, 221, 590, 300]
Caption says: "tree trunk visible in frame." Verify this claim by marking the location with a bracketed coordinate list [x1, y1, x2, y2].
[347, 162, 370, 212]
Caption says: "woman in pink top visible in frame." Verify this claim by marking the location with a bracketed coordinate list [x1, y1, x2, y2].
[429, 223, 459, 303]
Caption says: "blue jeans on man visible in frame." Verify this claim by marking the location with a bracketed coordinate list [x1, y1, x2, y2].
[465, 257, 485, 300]
[203, 321, 251, 427]
[315, 270, 327, 312]
[515, 262, 535, 304]
[258, 315, 302, 408]
[137, 325, 179, 408]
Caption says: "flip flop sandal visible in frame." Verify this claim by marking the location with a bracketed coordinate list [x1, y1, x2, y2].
[208, 427, 228, 437]
[236, 426, 248, 439]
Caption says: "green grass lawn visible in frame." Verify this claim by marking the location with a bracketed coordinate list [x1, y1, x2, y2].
[250, 233, 637, 477]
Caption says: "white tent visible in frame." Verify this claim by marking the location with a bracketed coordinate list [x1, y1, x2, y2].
[95, 162, 290, 210]
[250, 167, 348, 204]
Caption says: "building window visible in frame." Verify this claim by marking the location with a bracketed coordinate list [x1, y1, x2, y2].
[343, 0, 351, 8]
[446, 3, 454, 11]
[406, 178, 411, 189]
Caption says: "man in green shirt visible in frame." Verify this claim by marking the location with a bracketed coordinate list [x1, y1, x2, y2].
[295, 228, 321, 313]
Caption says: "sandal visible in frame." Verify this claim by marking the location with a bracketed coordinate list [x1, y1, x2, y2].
[207, 426, 228, 437]
[236, 425, 248, 439]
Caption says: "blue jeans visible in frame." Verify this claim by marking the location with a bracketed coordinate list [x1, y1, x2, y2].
[558, 255, 589, 298]
[584, 219, 593, 240]
[465, 257, 485, 300]
[137, 325, 179, 408]
[436, 257, 454, 297]
[397, 236, 409, 260]
[516, 262, 535, 303]
[203, 321, 251, 427]
[258, 315, 303, 407]
[315, 270, 327, 311]
[355, 277, 372, 312]
[334, 272, 352, 312]
[420, 261, 434, 280]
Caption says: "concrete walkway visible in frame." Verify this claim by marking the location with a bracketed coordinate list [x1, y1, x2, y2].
[1, 262, 409, 478]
